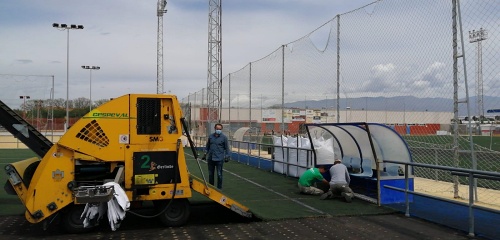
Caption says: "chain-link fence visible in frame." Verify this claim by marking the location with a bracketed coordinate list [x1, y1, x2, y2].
[0, 74, 57, 131]
[180, 0, 499, 207]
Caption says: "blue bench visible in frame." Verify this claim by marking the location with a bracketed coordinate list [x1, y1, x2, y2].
[379, 163, 400, 176]
[342, 156, 360, 171]
[351, 159, 373, 177]
[342, 157, 373, 177]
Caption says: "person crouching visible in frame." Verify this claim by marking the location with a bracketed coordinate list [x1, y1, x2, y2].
[298, 166, 329, 195]
[321, 159, 355, 202]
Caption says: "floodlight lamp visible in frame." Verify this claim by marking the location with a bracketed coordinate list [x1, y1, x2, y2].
[70, 24, 76, 29]
[61, 24, 67, 28]
[52, 23, 59, 28]
[78, 25, 84, 29]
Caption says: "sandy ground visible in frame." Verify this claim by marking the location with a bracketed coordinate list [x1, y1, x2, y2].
[414, 177, 500, 210]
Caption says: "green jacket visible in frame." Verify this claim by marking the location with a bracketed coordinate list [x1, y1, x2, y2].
[298, 168, 324, 187]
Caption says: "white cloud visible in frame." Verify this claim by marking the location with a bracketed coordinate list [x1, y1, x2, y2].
[411, 80, 430, 89]
[0, 0, 377, 106]
[372, 63, 395, 74]
[1, 0, 498, 110]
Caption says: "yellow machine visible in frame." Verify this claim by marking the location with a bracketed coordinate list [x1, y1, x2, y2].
[2, 94, 251, 233]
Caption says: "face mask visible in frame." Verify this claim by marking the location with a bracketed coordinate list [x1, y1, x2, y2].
[215, 129, 222, 135]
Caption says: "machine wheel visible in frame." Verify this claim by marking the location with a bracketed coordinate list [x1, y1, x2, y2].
[62, 204, 94, 233]
[22, 161, 40, 188]
[156, 198, 190, 227]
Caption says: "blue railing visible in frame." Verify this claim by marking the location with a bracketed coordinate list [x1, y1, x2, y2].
[383, 160, 500, 238]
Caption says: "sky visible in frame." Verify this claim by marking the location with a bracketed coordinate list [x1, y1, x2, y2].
[0, 0, 376, 108]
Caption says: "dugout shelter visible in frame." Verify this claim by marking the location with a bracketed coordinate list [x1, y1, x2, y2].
[304, 122, 414, 204]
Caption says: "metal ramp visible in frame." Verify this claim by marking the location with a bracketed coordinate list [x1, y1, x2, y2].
[189, 174, 252, 218]
[0, 100, 53, 157]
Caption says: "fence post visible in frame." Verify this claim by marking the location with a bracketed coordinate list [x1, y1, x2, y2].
[405, 164, 410, 217]
[468, 172, 475, 237]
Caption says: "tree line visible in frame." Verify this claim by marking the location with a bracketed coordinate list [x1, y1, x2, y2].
[15, 97, 110, 119]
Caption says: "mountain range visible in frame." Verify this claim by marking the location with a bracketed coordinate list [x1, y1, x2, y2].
[284, 96, 500, 116]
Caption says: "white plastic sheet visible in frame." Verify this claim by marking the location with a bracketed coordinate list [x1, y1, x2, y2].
[297, 137, 310, 176]
[287, 136, 311, 177]
[270, 135, 314, 177]
[287, 137, 298, 177]
[272, 135, 288, 174]
[312, 137, 336, 165]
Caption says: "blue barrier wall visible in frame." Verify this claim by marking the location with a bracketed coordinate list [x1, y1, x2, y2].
[380, 178, 414, 204]
[385, 194, 499, 240]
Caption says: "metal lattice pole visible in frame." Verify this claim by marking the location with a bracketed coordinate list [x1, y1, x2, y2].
[469, 28, 487, 119]
[157, 0, 167, 94]
[207, 0, 222, 131]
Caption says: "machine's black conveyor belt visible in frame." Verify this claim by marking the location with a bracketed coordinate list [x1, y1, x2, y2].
[0, 100, 53, 157]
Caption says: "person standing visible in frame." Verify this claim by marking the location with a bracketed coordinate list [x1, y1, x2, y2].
[321, 159, 354, 202]
[202, 123, 230, 189]
[298, 166, 329, 195]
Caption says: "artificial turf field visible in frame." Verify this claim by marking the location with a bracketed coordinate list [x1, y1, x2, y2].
[0, 148, 397, 220]
[1, 134, 499, 216]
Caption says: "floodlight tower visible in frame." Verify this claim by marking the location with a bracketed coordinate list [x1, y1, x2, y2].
[19, 95, 30, 119]
[52, 23, 84, 131]
[207, 0, 222, 130]
[469, 28, 488, 118]
[81, 65, 100, 111]
[157, 0, 167, 94]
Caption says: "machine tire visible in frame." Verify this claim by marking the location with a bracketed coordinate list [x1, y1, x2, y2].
[22, 161, 40, 188]
[157, 198, 190, 227]
[62, 204, 94, 234]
